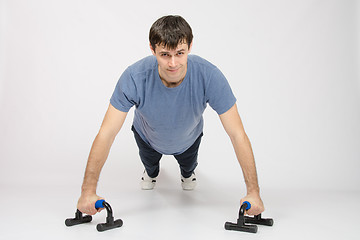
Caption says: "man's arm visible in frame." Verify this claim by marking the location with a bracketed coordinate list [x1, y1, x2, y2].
[77, 103, 128, 215]
[219, 103, 264, 215]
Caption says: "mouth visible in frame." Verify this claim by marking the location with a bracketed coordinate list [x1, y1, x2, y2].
[167, 68, 179, 73]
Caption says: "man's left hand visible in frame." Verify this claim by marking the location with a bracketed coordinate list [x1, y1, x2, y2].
[240, 193, 264, 216]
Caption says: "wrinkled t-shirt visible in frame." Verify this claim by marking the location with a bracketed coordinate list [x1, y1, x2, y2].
[110, 54, 236, 155]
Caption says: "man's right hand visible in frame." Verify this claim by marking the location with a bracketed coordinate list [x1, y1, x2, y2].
[77, 193, 104, 215]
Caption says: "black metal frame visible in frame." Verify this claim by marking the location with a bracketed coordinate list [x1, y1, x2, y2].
[65, 200, 123, 232]
[225, 202, 274, 233]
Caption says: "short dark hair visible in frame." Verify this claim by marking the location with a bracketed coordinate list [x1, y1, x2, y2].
[149, 15, 193, 52]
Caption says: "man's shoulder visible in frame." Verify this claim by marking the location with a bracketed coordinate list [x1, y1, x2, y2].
[188, 54, 217, 70]
[127, 55, 157, 75]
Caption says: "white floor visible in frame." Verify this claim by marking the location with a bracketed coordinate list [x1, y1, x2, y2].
[1, 170, 359, 240]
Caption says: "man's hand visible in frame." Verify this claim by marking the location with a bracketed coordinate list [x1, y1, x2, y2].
[240, 193, 264, 216]
[77, 193, 104, 215]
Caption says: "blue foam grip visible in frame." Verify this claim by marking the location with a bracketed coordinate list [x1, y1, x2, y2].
[243, 201, 251, 210]
[95, 200, 105, 209]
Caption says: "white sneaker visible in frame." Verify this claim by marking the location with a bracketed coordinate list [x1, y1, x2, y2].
[181, 173, 197, 190]
[140, 171, 156, 190]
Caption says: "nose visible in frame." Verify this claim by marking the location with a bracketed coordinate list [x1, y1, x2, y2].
[168, 56, 176, 68]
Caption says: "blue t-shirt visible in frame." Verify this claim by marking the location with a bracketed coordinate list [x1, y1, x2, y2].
[110, 55, 236, 155]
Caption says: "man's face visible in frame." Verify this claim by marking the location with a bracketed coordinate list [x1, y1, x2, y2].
[150, 41, 192, 87]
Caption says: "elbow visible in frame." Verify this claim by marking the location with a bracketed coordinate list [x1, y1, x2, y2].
[97, 128, 117, 144]
[228, 130, 249, 144]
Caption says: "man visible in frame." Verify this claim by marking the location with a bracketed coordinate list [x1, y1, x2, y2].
[77, 15, 265, 216]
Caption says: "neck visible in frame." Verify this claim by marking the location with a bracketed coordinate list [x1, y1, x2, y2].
[158, 65, 187, 88]
[160, 76, 184, 88]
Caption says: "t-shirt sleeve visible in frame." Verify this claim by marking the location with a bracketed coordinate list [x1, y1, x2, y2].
[205, 67, 237, 115]
[110, 68, 137, 112]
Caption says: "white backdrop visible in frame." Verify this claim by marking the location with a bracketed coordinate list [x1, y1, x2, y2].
[1, 0, 359, 195]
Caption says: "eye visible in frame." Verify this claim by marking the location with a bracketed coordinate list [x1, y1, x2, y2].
[160, 53, 169, 57]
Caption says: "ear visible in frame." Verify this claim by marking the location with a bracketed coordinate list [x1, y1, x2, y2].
[188, 41, 193, 53]
[149, 43, 156, 55]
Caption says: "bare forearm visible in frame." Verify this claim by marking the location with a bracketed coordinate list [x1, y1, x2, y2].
[219, 104, 264, 214]
[230, 134, 260, 194]
[81, 132, 115, 194]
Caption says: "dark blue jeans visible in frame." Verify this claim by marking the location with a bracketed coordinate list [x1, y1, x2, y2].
[132, 126, 203, 178]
